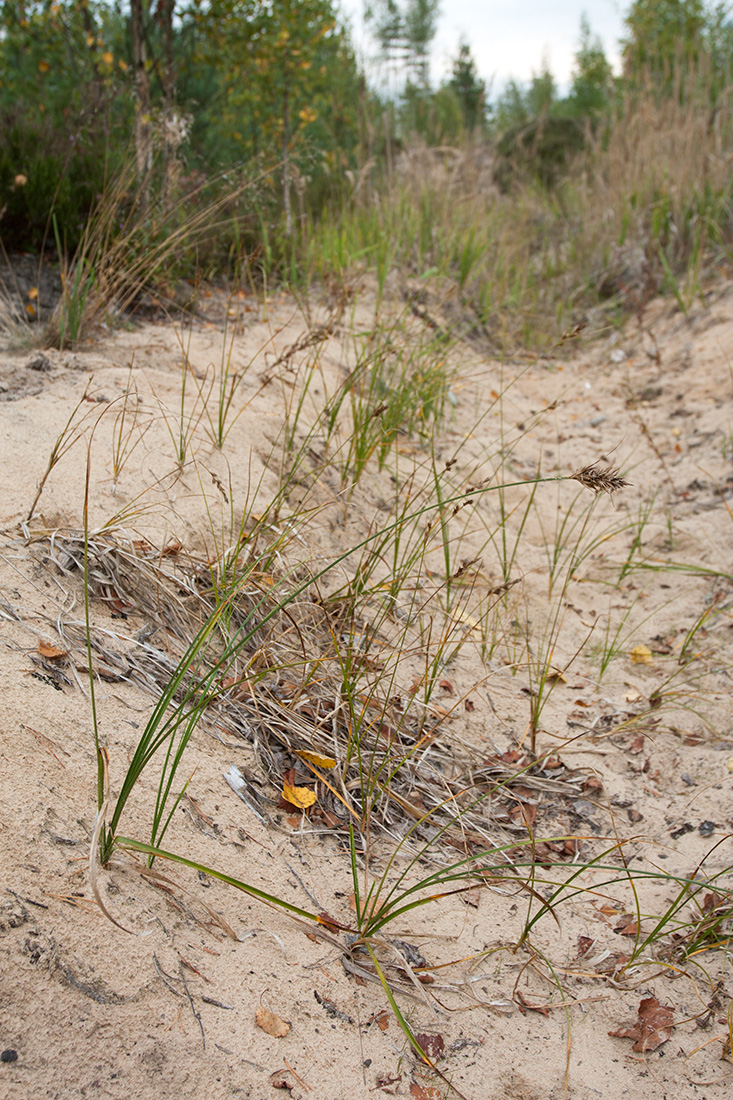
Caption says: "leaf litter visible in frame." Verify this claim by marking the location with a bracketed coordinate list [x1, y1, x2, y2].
[17, 526, 599, 865]
[610, 996, 675, 1052]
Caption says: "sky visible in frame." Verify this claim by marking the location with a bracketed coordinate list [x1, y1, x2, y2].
[337, 1, 628, 93]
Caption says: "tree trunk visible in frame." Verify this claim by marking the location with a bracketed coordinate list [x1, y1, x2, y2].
[130, 0, 152, 200]
[282, 79, 292, 236]
[160, 0, 177, 210]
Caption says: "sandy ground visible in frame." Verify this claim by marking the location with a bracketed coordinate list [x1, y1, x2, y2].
[0, 276, 732, 1100]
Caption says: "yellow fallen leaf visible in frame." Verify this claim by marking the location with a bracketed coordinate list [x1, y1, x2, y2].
[448, 607, 481, 635]
[255, 1005, 289, 1037]
[630, 645, 653, 665]
[545, 668, 567, 685]
[296, 750, 337, 770]
[727, 757, 733, 773]
[27, 286, 38, 300]
[282, 778, 316, 810]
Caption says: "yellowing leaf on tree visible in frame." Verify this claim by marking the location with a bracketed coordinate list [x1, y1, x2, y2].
[296, 750, 337, 770]
[282, 777, 316, 810]
[38, 60, 50, 73]
[100, 51, 114, 65]
[86, 34, 95, 46]
[630, 644, 653, 665]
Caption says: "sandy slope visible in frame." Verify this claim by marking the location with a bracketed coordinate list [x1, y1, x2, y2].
[0, 279, 732, 1099]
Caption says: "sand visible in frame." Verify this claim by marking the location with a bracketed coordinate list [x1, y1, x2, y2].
[0, 277, 731, 1099]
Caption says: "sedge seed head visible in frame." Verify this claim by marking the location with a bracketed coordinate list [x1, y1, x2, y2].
[571, 462, 630, 496]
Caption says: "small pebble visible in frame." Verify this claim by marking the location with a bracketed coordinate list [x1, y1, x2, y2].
[1, 1049, 18, 1063]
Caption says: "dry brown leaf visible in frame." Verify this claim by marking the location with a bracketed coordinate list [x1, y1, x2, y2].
[515, 992, 551, 1016]
[609, 996, 674, 1052]
[38, 641, 67, 660]
[628, 734, 646, 754]
[376, 1074, 401, 1089]
[270, 1072, 294, 1090]
[316, 911, 342, 933]
[415, 1032, 445, 1062]
[509, 802, 537, 827]
[409, 1084, 442, 1100]
[614, 914, 639, 937]
[255, 1005, 290, 1038]
[630, 644, 653, 665]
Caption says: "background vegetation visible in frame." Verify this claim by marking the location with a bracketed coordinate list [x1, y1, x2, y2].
[1, 0, 732, 347]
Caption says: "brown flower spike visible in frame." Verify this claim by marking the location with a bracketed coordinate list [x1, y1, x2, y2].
[571, 462, 630, 496]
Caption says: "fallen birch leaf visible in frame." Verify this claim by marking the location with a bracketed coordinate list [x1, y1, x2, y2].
[281, 769, 317, 811]
[447, 607, 481, 635]
[609, 996, 674, 1052]
[255, 1005, 290, 1038]
[38, 641, 67, 660]
[630, 644, 653, 665]
[295, 750, 337, 769]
